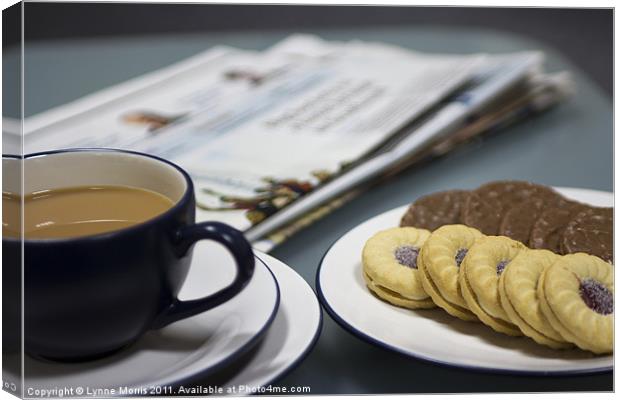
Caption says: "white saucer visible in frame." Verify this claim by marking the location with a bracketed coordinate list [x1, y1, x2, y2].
[21, 241, 280, 392]
[317, 187, 613, 375]
[213, 251, 322, 393]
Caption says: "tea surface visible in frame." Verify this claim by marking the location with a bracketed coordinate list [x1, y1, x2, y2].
[3, 186, 174, 239]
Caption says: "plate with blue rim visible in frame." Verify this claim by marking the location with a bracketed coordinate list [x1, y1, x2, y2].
[317, 187, 613, 375]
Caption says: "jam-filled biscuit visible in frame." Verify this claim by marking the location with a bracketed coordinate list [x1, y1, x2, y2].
[499, 250, 573, 349]
[400, 190, 469, 231]
[561, 207, 613, 262]
[419, 224, 483, 321]
[362, 227, 435, 309]
[459, 236, 525, 336]
[538, 253, 613, 354]
[363, 271, 436, 309]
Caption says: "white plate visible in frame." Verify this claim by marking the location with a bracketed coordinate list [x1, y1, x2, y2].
[317, 187, 613, 375]
[213, 251, 322, 393]
[21, 241, 280, 392]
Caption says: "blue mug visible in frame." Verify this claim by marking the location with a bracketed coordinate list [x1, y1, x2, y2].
[2, 149, 255, 360]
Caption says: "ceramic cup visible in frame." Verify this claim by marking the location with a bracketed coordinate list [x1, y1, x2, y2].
[2, 149, 255, 360]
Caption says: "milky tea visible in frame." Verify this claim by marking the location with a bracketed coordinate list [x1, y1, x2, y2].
[2, 186, 174, 239]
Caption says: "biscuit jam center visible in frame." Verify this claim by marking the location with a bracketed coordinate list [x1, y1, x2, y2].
[394, 246, 419, 269]
[496, 260, 509, 275]
[579, 278, 613, 315]
[455, 248, 468, 267]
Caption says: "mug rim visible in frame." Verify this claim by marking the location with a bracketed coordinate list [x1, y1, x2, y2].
[2, 148, 194, 244]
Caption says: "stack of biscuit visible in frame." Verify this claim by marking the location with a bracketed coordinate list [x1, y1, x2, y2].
[362, 180, 613, 355]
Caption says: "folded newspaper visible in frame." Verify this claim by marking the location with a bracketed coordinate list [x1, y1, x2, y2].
[8, 35, 573, 251]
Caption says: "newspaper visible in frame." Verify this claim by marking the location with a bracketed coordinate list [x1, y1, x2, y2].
[9, 35, 571, 250]
[251, 71, 572, 251]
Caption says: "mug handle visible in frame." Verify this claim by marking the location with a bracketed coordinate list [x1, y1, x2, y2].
[151, 221, 255, 329]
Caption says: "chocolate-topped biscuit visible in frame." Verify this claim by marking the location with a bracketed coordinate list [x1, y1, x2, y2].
[500, 193, 574, 245]
[462, 181, 563, 235]
[561, 207, 613, 262]
[400, 190, 469, 231]
[461, 192, 502, 236]
[499, 198, 546, 244]
[529, 202, 587, 252]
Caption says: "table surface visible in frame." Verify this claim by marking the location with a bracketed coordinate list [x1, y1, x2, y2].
[6, 26, 613, 393]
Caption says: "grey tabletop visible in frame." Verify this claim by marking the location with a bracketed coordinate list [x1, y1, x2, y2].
[6, 26, 613, 393]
